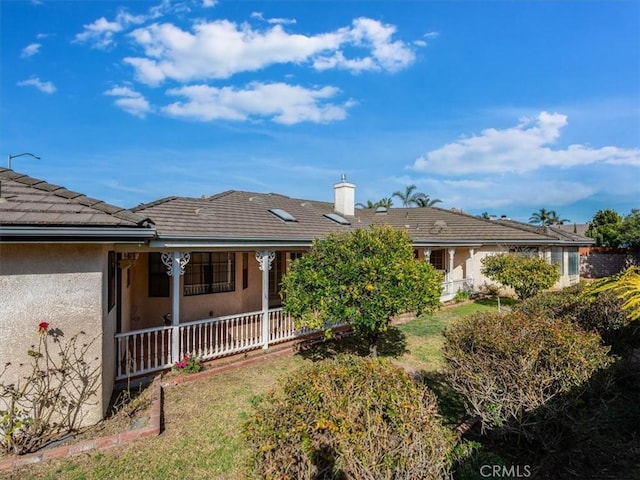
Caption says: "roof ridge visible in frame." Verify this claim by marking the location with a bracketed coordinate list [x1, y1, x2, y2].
[132, 196, 179, 211]
[205, 190, 236, 201]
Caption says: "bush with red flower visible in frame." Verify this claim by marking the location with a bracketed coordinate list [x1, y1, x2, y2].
[0, 323, 100, 455]
[172, 354, 202, 373]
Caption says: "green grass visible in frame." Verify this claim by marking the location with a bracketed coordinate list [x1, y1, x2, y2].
[2, 300, 501, 480]
[394, 298, 510, 372]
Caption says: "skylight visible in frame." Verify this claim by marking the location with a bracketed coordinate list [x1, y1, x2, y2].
[268, 208, 297, 223]
[323, 213, 350, 225]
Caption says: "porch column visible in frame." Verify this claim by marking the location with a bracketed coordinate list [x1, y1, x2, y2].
[161, 252, 190, 363]
[468, 248, 475, 289]
[447, 248, 455, 282]
[255, 251, 275, 349]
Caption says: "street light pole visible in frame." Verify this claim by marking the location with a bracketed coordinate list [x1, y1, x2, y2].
[7, 152, 41, 169]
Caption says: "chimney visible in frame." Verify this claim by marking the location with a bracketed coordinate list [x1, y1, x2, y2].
[333, 174, 355, 217]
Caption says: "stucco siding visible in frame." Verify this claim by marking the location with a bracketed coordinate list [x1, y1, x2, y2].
[0, 244, 108, 426]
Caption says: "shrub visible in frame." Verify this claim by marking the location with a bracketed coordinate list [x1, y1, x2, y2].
[481, 253, 560, 300]
[172, 354, 203, 373]
[244, 355, 454, 480]
[514, 284, 630, 347]
[0, 323, 100, 454]
[442, 311, 613, 450]
[453, 288, 471, 303]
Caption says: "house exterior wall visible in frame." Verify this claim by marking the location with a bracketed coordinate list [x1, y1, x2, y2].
[0, 243, 110, 426]
[471, 245, 580, 295]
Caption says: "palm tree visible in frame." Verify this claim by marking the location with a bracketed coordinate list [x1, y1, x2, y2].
[392, 185, 439, 208]
[392, 185, 421, 207]
[529, 208, 570, 226]
[415, 195, 442, 208]
[377, 197, 394, 208]
[356, 200, 378, 209]
[547, 211, 570, 225]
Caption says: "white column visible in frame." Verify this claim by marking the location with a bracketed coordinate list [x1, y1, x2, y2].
[423, 248, 432, 262]
[468, 248, 475, 292]
[161, 251, 190, 363]
[448, 248, 455, 282]
[255, 251, 275, 349]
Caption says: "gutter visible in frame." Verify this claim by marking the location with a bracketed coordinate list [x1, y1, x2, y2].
[149, 237, 314, 249]
[0, 226, 156, 243]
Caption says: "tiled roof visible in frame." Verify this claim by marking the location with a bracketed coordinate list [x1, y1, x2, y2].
[0, 168, 153, 227]
[133, 190, 591, 245]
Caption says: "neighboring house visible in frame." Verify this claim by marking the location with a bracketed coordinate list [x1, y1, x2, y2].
[0, 168, 155, 425]
[1, 169, 594, 423]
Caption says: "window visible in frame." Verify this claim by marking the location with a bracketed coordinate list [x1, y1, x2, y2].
[269, 252, 284, 298]
[184, 252, 235, 296]
[429, 249, 446, 271]
[550, 247, 564, 275]
[148, 253, 170, 297]
[509, 247, 539, 258]
[568, 247, 579, 276]
[107, 251, 117, 311]
[242, 252, 249, 290]
[290, 252, 304, 262]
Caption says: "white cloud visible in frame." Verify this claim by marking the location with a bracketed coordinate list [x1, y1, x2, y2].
[413, 40, 427, 47]
[413, 111, 640, 175]
[21, 43, 41, 57]
[251, 11, 296, 25]
[74, 7, 157, 49]
[104, 85, 151, 117]
[17, 77, 56, 94]
[313, 18, 415, 73]
[124, 17, 415, 85]
[424, 31, 440, 39]
[162, 82, 353, 124]
[202, 0, 217, 7]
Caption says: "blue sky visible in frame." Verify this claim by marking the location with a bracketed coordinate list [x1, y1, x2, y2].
[2, 0, 638, 223]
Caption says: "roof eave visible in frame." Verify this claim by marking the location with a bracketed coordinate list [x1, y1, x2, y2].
[0, 226, 156, 243]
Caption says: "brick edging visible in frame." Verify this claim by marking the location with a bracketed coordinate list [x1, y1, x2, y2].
[0, 378, 163, 473]
[161, 344, 298, 387]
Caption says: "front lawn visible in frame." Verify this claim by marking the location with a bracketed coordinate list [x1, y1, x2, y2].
[2, 301, 502, 480]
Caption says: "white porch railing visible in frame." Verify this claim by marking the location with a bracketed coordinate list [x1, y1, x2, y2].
[441, 278, 473, 302]
[116, 280, 474, 380]
[115, 308, 314, 380]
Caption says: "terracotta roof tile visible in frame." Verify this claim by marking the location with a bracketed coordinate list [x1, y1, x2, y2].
[134, 190, 592, 246]
[0, 168, 153, 229]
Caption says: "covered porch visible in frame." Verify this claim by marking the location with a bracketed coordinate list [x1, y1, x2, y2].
[114, 246, 476, 380]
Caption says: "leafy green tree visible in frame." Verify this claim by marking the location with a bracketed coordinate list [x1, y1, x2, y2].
[282, 225, 442, 357]
[481, 253, 560, 300]
[620, 209, 640, 248]
[585, 209, 623, 247]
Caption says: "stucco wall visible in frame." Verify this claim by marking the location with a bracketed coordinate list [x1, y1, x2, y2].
[0, 243, 110, 426]
[470, 246, 580, 295]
